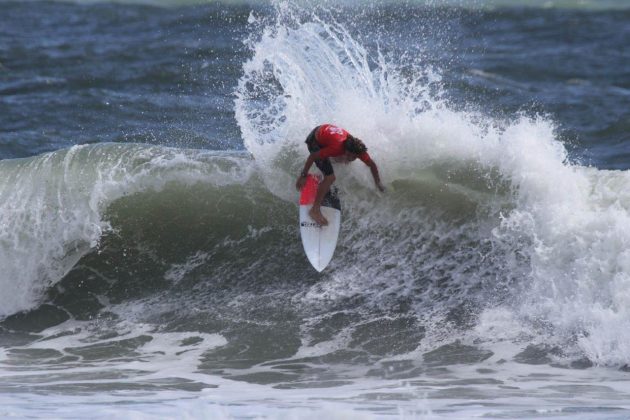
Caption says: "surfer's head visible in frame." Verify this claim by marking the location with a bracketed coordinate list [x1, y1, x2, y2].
[344, 135, 367, 161]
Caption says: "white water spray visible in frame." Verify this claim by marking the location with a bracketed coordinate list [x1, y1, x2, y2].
[235, 3, 630, 365]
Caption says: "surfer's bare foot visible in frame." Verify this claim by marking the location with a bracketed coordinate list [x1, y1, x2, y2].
[309, 206, 328, 226]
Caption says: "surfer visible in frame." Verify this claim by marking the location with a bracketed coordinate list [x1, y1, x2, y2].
[296, 124, 384, 226]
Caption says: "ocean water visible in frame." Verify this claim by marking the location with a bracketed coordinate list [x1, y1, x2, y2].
[1, 0, 630, 418]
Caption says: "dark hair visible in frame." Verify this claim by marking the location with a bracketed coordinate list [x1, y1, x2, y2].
[344, 135, 367, 155]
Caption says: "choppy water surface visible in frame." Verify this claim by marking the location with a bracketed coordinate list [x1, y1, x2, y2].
[1, 0, 630, 418]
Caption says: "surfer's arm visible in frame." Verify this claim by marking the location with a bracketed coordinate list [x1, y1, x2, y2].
[367, 160, 385, 192]
[296, 151, 321, 190]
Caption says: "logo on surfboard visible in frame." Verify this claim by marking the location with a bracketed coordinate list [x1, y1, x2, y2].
[300, 221, 321, 228]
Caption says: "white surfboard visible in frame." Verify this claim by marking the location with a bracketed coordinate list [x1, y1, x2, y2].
[299, 174, 341, 272]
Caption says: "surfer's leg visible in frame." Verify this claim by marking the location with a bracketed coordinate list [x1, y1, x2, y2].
[305, 127, 334, 225]
[310, 174, 335, 226]
[308, 155, 334, 225]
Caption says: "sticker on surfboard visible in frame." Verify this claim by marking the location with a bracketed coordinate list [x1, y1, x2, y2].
[299, 174, 341, 272]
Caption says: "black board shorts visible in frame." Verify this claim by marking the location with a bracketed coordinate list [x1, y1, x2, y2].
[305, 126, 334, 176]
[304, 126, 340, 210]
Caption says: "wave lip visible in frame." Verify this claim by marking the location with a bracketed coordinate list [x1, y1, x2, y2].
[234, 2, 630, 368]
[3, 0, 630, 374]
[0, 143, 254, 318]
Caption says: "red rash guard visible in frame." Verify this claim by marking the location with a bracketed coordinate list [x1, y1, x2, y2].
[316, 124, 372, 165]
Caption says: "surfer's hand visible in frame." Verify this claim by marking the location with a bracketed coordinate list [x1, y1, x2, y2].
[296, 174, 307, 190]
[376, 182, 386, 193]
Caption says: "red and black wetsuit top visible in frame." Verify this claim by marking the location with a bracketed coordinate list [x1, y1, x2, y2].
[315, 124, 372, 165]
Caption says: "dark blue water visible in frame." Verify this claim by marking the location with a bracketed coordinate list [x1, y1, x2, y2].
[2, 1, 630, 418]
[0, 2, 251, 157]
[1, 2, 628, 164]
